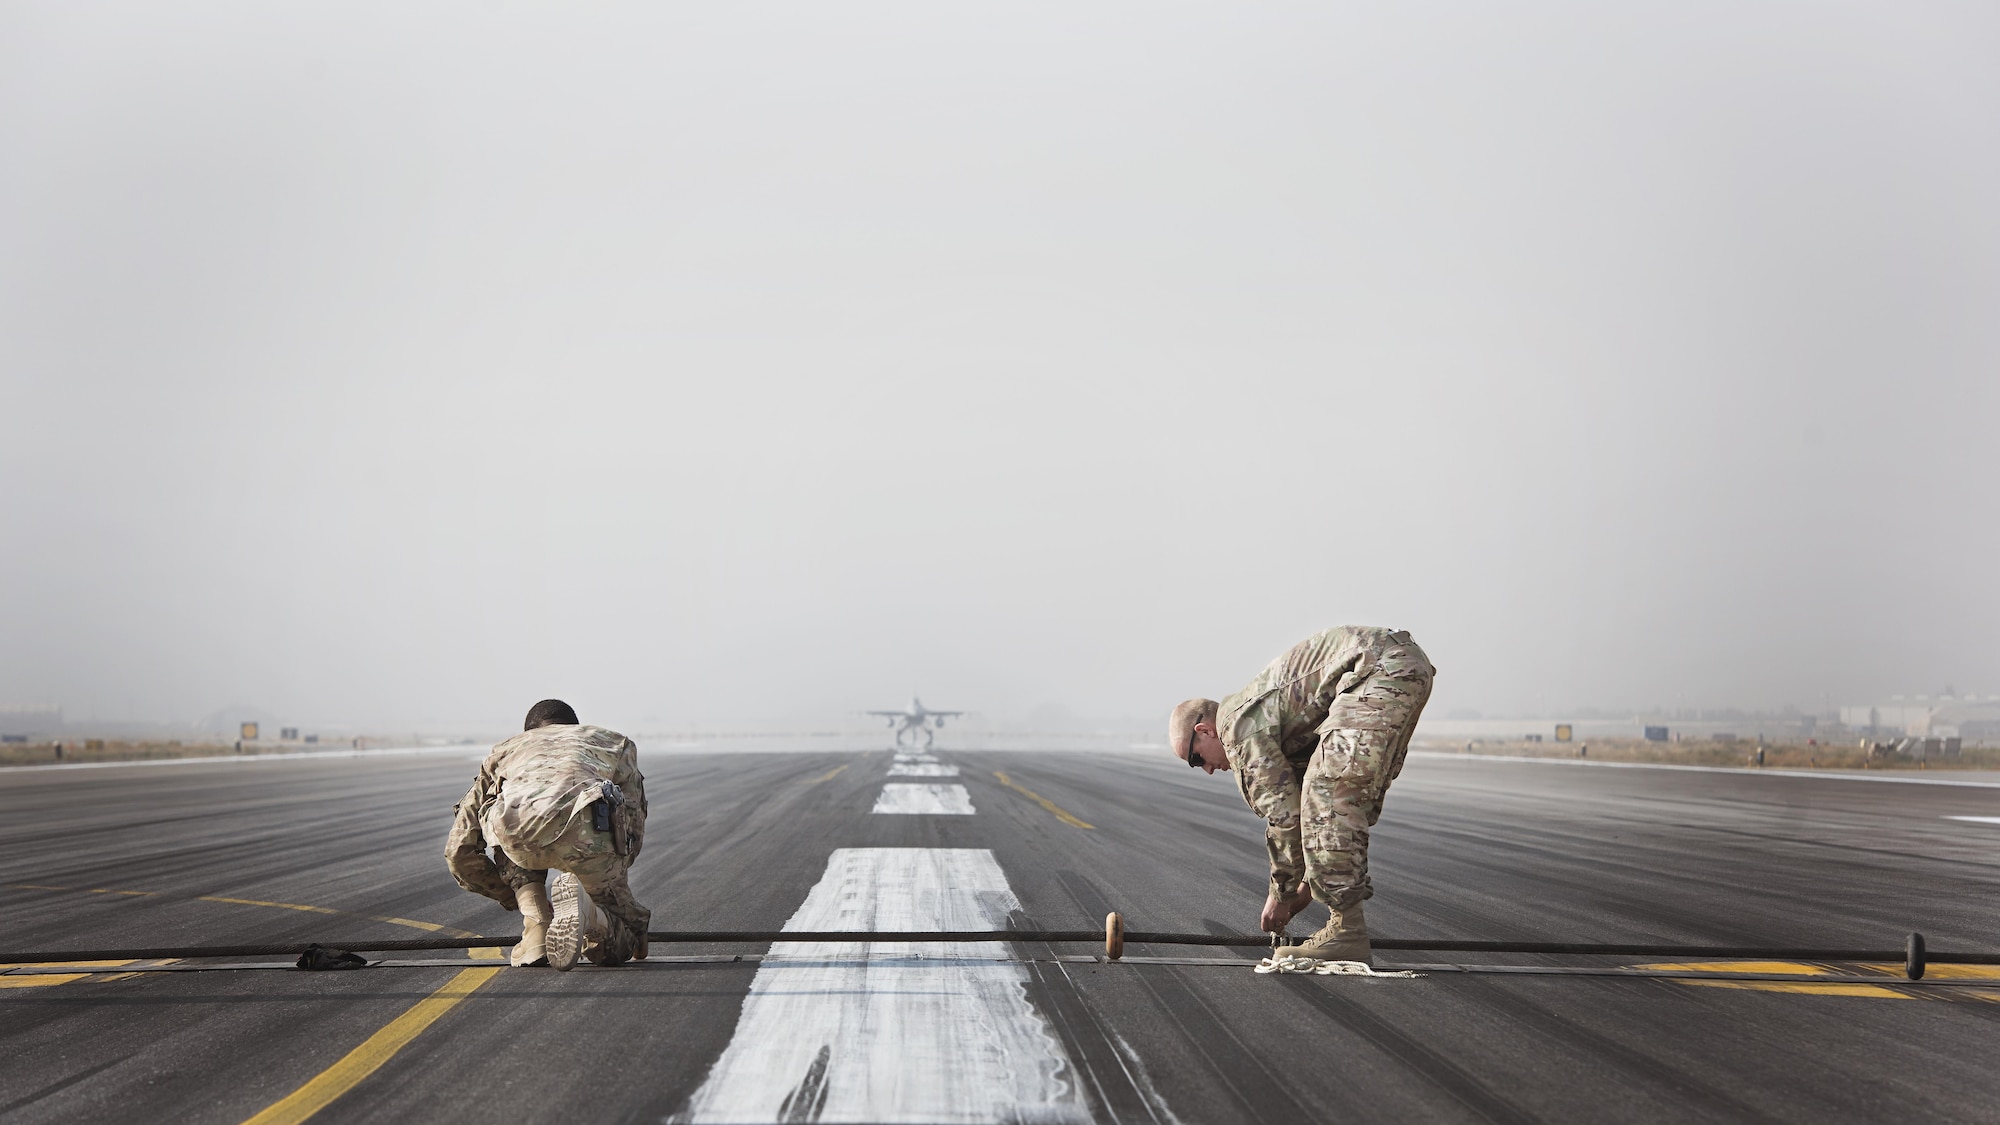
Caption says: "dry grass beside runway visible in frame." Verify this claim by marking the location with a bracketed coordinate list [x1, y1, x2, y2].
[0, 739, 241, 767]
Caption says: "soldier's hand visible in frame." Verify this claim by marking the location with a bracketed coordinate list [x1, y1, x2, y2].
[1260, 892, 1293, 933]
[1260, 886, 1313, 933]
[1287, 885, 1313, 914]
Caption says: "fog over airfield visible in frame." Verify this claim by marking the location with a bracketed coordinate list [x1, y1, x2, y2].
[2, 2, 1995, 732]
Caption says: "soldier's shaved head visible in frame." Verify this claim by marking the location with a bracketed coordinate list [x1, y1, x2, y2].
[1168, 698, 1219, 762]
[524, 699, 579, 730]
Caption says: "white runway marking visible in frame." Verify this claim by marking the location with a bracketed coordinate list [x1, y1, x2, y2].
[871, 783, 975, 815]
[1945, 815, 2000, 824]
[673, 848, 1090, 1124]
[888, 762, 960, 777]
[893, 753, 942, 764]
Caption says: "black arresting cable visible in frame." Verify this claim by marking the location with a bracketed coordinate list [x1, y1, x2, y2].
[0, 930, 1989, 977]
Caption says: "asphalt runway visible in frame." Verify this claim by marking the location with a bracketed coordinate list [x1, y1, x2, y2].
[4, 743, 2000, 1124]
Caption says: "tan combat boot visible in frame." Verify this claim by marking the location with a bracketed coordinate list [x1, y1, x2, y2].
[511, 882, 553, 968]
[545, 870, 608, 972]
[1275, 901, 1371, 967]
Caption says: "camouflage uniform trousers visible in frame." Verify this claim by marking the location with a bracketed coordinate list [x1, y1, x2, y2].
[1298, 641, 1435, 913]
[490, 810, 651, 965]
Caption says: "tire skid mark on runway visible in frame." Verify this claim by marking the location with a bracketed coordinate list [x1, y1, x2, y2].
[1377, 819, 1877, 950]
[1083, 977, 1190, 1125]
[1271, 977, 1545, 1125]
[1121, 965, 1320, 1122]
[238, 965, 501, 1125]
[1019, 956, 1179, 1125]
[1040, 856, 1320, 1112]
[0, 1056, 129, 1119]
[1004, 895, 1183, 1125]
[672, 848, 1091, 1124]
[1039, 869, 1290, 1122]
[1445, 974, 1794, 1124]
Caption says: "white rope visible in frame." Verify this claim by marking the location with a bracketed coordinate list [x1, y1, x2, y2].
[1255, 954, 1423, 977]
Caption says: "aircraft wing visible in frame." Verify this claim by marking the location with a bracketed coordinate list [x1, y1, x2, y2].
[865, 711, 908, 717]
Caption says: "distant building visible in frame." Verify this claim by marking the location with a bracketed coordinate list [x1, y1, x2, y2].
[1842, 698, 2000, 743]
[1923, 703, 2000, 743]
[1643, 725, 1669, 742]
[0, 704, 61, 737]
[1840, 704, 1933, 733]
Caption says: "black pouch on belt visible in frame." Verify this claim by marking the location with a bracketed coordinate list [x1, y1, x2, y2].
[593, 782, 630, 856]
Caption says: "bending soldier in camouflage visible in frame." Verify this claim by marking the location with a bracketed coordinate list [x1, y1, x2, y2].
[445, 699, 651, 970]
[1170, 626, 1434, 966]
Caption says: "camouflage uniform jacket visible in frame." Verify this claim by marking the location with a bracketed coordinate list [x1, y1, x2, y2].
[445, 724, 648, 908]
[1218, 626, 1425, 897]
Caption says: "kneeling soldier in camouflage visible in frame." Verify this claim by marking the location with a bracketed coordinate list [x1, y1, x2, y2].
[1170, 626, 1434, 966]
[446, 699, 651, 970]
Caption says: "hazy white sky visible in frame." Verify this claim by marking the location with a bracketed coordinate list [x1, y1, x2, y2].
[3, 2, 1995, 731]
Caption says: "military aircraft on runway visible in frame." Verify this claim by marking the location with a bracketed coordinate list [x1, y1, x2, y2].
[866, 697, 962, 748]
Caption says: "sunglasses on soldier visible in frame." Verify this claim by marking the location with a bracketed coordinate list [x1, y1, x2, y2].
[1186, 722, 1204, 768]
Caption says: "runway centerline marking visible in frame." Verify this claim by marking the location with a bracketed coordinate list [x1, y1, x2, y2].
[1945, 815, 2000, 824]
[672, 848, 1090, 1124]
[991, 771, 1095, 830]
[238, 965, 501, 1125]
[887, 762, 959, 777]
[871, 783, 975, 815]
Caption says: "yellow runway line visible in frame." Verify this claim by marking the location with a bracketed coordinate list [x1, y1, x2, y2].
[198, 895, 486, 944]
[1673, 980, 1910, 998]
[806, 763, 850, 785]
[13, 882, 492, 963]
[1641, 961, 1936, 1000]
[0, 960, 138, 989]
[90, 961, 177, 982]
[1856, 962, 2000, 980]
[992, 771, 1095, 830]
[239, 966, 501, 1125]
[0, 974, 94, 989]
[201, 896, 341, 915]
[1641, 961, 1832, 976]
